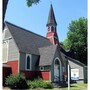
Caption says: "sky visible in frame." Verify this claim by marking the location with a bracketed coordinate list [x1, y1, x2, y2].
[5, 0, 87, 42]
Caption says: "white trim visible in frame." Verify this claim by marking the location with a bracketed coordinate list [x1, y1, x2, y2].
[6, 25, 20, 53]
[49, 71, 51, 82]
[47, 36, 58, 39]
[54, 57, 62, 81]
[3, 60, 18, 62]
[40, 66, 44, 71]
[3, 61, 8, 63]
[68, 64, 70, 90]
[7, 40, 9, 63]
[25, 54, 31, 71]
[2, 41, 8, 63]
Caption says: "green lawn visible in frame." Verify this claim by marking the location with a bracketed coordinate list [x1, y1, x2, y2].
[45, 83, 88, 90]
[3, 81, 87, 90]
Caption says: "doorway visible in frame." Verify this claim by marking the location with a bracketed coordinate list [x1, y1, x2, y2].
[54, 59, 60, 82]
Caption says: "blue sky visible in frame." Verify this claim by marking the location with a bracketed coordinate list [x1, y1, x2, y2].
[5, 0, 87, 42]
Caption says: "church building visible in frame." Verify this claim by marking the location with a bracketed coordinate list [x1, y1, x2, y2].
[3, 4, 87, 83]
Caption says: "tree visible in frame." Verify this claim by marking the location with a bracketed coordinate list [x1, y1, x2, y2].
[26, 0, 40, 7]
[63, 17, 87, 65]
[61, 38, 70, 50]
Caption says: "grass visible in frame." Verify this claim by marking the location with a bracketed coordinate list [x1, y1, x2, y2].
[3, 81, 88, 90]
[45, 82, 88, 90]
[77, 82, 87, 87]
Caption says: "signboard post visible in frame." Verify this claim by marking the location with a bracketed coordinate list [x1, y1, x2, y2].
[68, 64, 70, 90]
[71, 69, 79, 80]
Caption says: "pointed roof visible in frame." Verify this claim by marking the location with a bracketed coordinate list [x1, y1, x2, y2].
[46, 4, 57, 26]
[5, 21, 52, 55]
[39, 45, 57, 66]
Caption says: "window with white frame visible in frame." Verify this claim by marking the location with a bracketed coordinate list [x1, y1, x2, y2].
[40, 66, 44, 71]
[26, 54, 31, 70]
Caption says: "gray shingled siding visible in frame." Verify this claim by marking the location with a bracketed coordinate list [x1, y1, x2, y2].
[60, 52, 68, 81]
[51, 50, 63, 82]
[84, 66, 87, 83]
[39, 45, 57, 66]
[51, 62, 54, 82]
[32, 55, 39, 70]
[3, 27, 19, 61]
[19, 52, 26, 70]
[44, 65, 50, 71]
[8, 38, 19, 61]
[62, 60, 68, 80]
[68, 60, 84, 80]
[65, 60, 68, 79]
[19, 53, 39, 71]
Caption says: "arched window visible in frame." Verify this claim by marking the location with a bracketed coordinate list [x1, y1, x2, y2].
[55, 59, 60, 65]
[26, 56, 30, 70]
[51, 26, 54, 32]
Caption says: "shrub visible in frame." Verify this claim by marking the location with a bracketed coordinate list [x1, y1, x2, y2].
[27, 78, 52, 89]
[5, 73, 28, 89]
[43, 81, 52, 89]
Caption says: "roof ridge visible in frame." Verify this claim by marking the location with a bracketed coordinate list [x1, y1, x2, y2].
[5, 21, 51, 42]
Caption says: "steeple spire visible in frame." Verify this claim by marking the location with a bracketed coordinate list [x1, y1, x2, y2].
[46, 4, 59, 45]
[46, 4, 57, 26]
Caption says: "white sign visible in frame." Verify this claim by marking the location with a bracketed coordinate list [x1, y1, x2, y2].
[71, 69, 79, 80]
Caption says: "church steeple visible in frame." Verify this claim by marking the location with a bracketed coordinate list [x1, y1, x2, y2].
[46, 4, 59, 45]
[46, 4, 57, 26]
